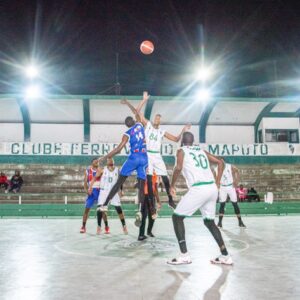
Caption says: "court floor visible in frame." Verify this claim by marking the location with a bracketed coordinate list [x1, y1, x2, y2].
[0, 215, 299, 300]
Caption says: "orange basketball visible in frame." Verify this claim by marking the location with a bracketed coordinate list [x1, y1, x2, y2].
[140, 40, 154, 55]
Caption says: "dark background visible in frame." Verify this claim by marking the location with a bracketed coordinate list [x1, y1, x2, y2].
[0, 0, 299, 96]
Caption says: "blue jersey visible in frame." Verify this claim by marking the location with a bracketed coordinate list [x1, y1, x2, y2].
[124, 122, 147, 155]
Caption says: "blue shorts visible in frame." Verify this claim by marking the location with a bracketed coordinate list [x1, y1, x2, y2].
[120, 153, 148, 180]
[85, 188, 100, 208]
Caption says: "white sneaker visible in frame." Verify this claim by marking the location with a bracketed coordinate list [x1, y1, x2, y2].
[134, 211, 142, 227]
[211, 254, 233, 265]
[167, 253, 192, 265]
[98, 205, 108, 212]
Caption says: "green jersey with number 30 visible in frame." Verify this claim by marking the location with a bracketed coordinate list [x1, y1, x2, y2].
[180, 146, 215, 188]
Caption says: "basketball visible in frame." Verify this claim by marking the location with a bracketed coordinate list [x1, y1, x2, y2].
[140, 40, 154, 55]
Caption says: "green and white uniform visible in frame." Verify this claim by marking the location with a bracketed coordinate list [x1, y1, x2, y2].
[98, 166, 121, 206]
[216, 163, 237, 203]
[174, 146, 218, 219]
[145, 121, 168, 176]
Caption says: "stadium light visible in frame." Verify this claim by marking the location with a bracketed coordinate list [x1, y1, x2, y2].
[25, 65, 39, 79]
[196, 67, 211, 82]
[196, 88, 211, 101]
[24, 84, 42, 99]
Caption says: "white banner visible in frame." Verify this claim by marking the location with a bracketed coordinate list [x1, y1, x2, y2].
[0, 142, 299, 156]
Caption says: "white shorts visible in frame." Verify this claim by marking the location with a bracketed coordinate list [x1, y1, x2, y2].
[147, 152, 168, 176]
[98, 190, 121, 206]
[174, 183, 218, 219]
[219, 186, 237, 203]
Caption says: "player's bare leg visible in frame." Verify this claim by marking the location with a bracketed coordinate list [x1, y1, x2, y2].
[115, 206, 128, 234]
[232, 202, 246, 227]
[162, 175, 176, 209]
[80, 208, 90, 233]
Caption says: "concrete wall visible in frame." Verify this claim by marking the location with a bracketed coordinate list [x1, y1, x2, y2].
[206, 125, 254, 143]
[0, 163, 299, 202]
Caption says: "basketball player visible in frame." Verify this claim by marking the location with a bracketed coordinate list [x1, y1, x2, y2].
[98, 114, 151, 227]
[80, 158, 102, 233]
[215, 161, 246, 228]
[121, 93, 191, 210]
[89, 158, 128, 234]
[167, 132, 233, 265]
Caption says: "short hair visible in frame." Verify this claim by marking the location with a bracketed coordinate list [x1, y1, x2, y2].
[182, 131, 194, 145]
[155, 113, 162, 118]
[125, 116, 135, 127]
[91, 157, 98, 163]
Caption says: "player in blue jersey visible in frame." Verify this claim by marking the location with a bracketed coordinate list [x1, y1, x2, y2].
[80, 158, 102, 233]
[98, 112, 153, 226]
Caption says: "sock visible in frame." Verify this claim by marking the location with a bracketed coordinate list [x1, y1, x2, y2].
[162, 176, 173, 203]
[97, 210, 102, 227]
[121, 218, 126, 227]
[204, 219, 228, 256]
[137, 178, 146, 211]
[218, 215, 223, 224]
[172, 214, 187, 254]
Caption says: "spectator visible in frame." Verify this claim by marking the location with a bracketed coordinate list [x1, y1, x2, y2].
[0, 172, 9, 193]
[236, 184, 247, 202]
[9, 170, 23, 193]
[247, 187, 260, 202]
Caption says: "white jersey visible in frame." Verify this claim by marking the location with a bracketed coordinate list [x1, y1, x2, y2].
[218, 163, 234, 186]
[100, 166, 119, 191]
[181, 146, 215, 188]
[145, 121, 165, 153]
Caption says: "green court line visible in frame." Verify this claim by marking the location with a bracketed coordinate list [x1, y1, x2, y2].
[1, 202, 300, 217]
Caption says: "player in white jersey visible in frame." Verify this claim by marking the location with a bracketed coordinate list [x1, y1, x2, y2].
[215, 162, 246, 228]
[121, 92, 190, 210]
[89, 158, 128, 235]
[167, 132, 233, 265]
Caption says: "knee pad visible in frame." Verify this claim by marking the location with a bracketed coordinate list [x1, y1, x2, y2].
[219, 202, 226, 214]
[232, 202, 240, 215]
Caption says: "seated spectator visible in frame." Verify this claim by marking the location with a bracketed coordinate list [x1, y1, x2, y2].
[9, 170, 23, 193]
[247, 187, 260, 202]
[236, 184, 247, 202]
[0, 172, 9, 193]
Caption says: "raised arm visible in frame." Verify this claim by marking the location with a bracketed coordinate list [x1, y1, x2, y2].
[136, 91, 150, 113]
[170, 149, 184, 197]
[164, 124, 191, 143]
[204, 151, 224, 189]
[121, 91, 150, 126]
[99, 135, 129, 162]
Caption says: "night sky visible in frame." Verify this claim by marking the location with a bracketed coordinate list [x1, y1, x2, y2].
[0, 0, 300, 96]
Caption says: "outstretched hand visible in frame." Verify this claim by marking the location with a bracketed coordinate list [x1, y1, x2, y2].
[120, 99, 128, 105]
[183, 123, 192, 132]
[143, 91, 150, 101]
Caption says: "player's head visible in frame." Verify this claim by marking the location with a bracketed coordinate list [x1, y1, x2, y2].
[181, 131, 194, 146]
[15, 170, 20, 176]
[107, 158, 114, 167]
[125, 116, 135, 128]
[91, 158, 99, 168]
[153, 114, 162, 126]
